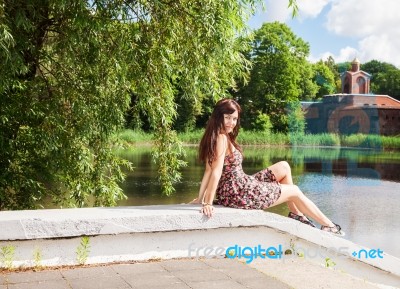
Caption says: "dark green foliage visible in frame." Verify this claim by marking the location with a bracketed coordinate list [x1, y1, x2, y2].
[337, 62, 351, 74]
[236, 22, 315, 132]
[1, 0, 133, 209]
[1, 0, 276, 209]
[313, 61, 336, 98]
[287, 101, 305, 136]
[362, 60, 400, 100]
[323, 56, 341, 92]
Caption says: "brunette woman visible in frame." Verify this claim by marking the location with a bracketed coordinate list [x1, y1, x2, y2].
[190, 98, 344, 236]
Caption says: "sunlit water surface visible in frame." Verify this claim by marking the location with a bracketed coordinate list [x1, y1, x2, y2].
[118, 146, 400, 258]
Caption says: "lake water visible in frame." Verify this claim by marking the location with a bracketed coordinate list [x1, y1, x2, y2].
[117, 146, 400, 259]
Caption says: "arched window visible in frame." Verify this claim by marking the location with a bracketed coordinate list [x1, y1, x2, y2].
[356, 77, 366, 94]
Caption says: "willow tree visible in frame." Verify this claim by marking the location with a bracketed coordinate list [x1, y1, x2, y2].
[0, 0, 297, 210]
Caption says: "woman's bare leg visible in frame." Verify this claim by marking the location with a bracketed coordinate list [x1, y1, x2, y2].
[271, 183, 335, 227]
[268, 161, 304, 216]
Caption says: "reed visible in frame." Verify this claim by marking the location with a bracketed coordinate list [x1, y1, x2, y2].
[116, 129, 400, 150]
[117, 129, 153, 144]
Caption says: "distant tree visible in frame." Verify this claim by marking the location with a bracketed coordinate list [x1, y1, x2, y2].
[337, 62, 352, 75]
[373, 69, 400, 100]
[362, 60, 400, 99]
[361, 60, 397, 76]
[299, 62, 319, 101]
[236, 22, 313, 132]
[323, 56, 341, 92]
[312, 61, 336, 98]
[287, 101, 305, 136]
[173, 92, 202, 132]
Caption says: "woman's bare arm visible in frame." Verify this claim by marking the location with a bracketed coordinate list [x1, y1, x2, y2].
[200, 134, 227, 217]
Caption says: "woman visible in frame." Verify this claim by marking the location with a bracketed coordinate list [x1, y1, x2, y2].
[190, 98, 344, 236]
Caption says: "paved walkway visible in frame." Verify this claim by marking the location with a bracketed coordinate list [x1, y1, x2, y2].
[0, 258, 291, 289]
[0, 257, 393, 289]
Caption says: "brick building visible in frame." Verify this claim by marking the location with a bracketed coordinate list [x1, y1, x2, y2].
[341, 58, 371, 94]
[302, 58, 400, 136]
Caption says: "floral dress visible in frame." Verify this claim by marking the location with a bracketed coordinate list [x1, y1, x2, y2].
[215, 149, 282, 209]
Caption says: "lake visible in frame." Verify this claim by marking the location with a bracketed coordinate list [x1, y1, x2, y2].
[117, 146, 400, 259]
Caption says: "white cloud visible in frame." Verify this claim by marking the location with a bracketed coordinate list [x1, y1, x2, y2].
[310, 46, 359, 64]
[250, 0, 400, 67]
[263, 0, 292, 22]
[358, 31, 400, 66]
[297, 0, 330, 19]
[260, 0, 330, 22]
[324, 0, 400, 67]
[326, 0, 399, 37]
[247, 0, 291, 29]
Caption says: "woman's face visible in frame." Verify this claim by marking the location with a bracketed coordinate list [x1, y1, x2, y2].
[223, 110, 238, 133]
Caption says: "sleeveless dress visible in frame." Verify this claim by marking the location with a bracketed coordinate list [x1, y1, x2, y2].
[215, 149, 282, 209]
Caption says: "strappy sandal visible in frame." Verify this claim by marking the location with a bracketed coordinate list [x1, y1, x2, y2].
[288, 212, 316, 228]
[321, 223, 345, 236]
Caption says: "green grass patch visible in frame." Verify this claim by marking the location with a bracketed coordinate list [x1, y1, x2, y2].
[117, 129, 153, 144]
[289, 133, 341, 146]
[177, 129, 204, 144]
[116, 129, 400, 150]
[382, 135, 400, 149]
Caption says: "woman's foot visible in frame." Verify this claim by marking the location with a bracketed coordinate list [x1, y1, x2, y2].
[288, 212, 316, 228]
[321, 223, 345, 236]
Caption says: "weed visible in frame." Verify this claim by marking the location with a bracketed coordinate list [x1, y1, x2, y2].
[76, 236, 90, 265]
[33, 247, 42, 269]
[1, 245, 16, 269]
[325, 257, 336, 268]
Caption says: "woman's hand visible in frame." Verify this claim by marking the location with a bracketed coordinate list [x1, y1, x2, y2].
[201, 204, 214, 218]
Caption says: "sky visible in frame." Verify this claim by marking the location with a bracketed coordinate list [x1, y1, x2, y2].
[248, 0, 400, 68]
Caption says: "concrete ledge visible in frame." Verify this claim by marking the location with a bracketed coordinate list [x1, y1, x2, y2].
[1, 204, 283, 240]
[1, 204, 400, 288]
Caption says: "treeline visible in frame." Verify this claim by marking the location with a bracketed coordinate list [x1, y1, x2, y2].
[127, 22, 400, 133]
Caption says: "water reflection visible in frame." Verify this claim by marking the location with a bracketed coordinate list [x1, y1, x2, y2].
[117, 146, 400, 258]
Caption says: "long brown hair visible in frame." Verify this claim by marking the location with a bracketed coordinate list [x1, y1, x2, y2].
[199, 98, 242, 166]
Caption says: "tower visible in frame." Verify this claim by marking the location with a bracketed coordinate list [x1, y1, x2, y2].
[341, 58, 371, 94]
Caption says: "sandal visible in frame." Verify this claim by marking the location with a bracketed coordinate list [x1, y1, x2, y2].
[288, 212, 316, 228]
[321, 223, 345, 236]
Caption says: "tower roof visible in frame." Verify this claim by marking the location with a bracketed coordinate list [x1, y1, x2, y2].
[352, 57, 360, 64]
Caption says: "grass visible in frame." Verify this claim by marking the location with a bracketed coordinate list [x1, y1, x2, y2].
[289, 133, 341, 147]
[116, 129, 400, 150]
[117, 129, 153, 145]
[341, 134, 400, 150]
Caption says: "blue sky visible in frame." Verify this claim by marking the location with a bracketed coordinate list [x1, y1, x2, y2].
[248, 0, 400, 67]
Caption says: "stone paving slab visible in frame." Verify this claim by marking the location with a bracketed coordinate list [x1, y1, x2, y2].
[172, 267, 232, 283]
[67, 275, 131, 289]
[6, 269, 64, 283]
[61, 266, 117, 279]
[1, 258, 293, 289]
[238, 277, 290, 289]
[8, 279, 71, 289]
[111, 262, 166, 276]
[201, 257, 248, 269]
[159, 259, 211, 271]
[187, 279, 249, 289]
[198, 258, 289, 289]
[248, 258, 386, 289]
[122, 271, 187, 288]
